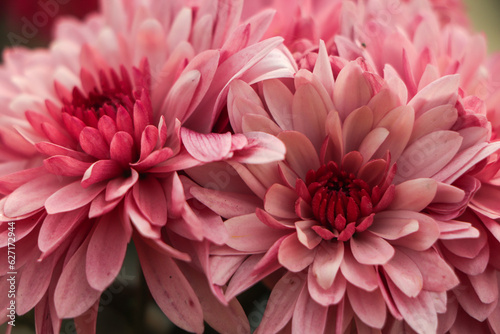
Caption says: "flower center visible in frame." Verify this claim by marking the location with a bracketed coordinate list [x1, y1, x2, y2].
[300, 160, 392, 241]
[61, 69, 137, 128]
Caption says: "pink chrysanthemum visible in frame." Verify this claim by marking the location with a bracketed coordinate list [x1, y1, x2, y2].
[188, 42, 500, 333]
[0, 0, 293, 332]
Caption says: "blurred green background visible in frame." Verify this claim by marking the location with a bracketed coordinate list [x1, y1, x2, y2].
[464, 0, 500, 51]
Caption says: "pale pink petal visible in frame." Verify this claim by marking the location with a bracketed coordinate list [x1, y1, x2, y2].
[334, 61, 373, 119]
[230, 132, 286, 164]
[408, 75, 459, 117]
[409, 104, 457, 144]
[45, 181, 106, 214]
[181, 128, 232, 162]
[387, 280, 438, 334]
[295, 220, 322, 249]
[225, 213, 288, 252]
[313, 40, 334, 100]
[346, 283, 386, 329]
[292, 285, 329, 334]
[400, 248, 459, 292]
[3, 175, 67, 218]
[312, 241, 344, 290]
[340, 248, 378, 291]
[358, 128, 390, 163]
[395, 131, 463, 183]
[86, 214, 129, 291]
[278, 131, 321, 180]
[278, 233, 316, 272]
[135, 236, 204, 333]
[350, 231, 395, 265]
[388, 178, 437, 211]
[383, 250, 423, 298]
[264, 183, 298, 219]
[369, 214, 419, 240]
[255, 272, 305, 334]
[292, 83, 328, 151]
[263, 79, 294, 130]
[343, 106, 374, 153]
[308, 267, 346, 306]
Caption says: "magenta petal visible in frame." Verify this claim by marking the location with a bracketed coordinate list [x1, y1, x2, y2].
[44, 156, 92, 177]
[181, 127, 232, 162]
[133, 177, 167, 226]
[3, 175, 67, 218]
[81, 160, 122, 188]
[79, 127, 110, 160]
[105, 169, 139, 201]
[45, 180, 106, 214]
[255, 272, 305, 334]
[110, 131, 135, 166]
[278, 233, 316, 272]
[292, 283, 329, 334]
[54, 238, 101, 318]
[86, 214, 129, 291]
[135, 236, 204, 333]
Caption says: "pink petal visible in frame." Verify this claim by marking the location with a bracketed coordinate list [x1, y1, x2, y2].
[388, 178, 437, 211]
[109, 131, 135, 166]
[97, 115, 118, 145]
[409, 104, 458, 144]
[346, 283, 386, 329]
[124, 194, 161, 239]
[38, 208, 87, 255]
[262, 79, 294, 130]
[133, 177, 167, 226]
[255, 272, 305, 334]
[79, 127, 109, 160]
[81, 160, 122, 188]
[308, 267, 346, 306]
[231, 132, 286, 164]
[105, 168, 139, 201]
[311, 241, 344, 290]
[292, 83, 328, 151]
[190, 186, 262, 219]
[409, 75, 459, 116]
[468, 267, 498, 304]
[277, 131, 321, 180]
[358, 127, 390, 163]
[383, 250, 423, 298]
[278, 233, 316, 272]
[225, 213, 288, 252]
[340, 248, 378, 291]
[3, 175, 67, 218]
[228, 79, 267, 133]
[387, 280, 438, 334]
[264, 183, 298, 219]
[395, 131, 462, 183]
[181, 127, 231, 162]
[350, 231, 395, 265]
[74, 302, 98, 334]
[44, 156, 92, 177]
[86, 214, 129, 291]
[296, 220, 322, 249]
[139, 125, 158, 161]
[369, 214, 419, 240]
[54, 238, 101, 318]
[400, 248, 459, 292]
[292, 285, 329, 334]
[45, 180, 106, 214]
[135, 236, 204, 333]
[342, 106, 374, 153]
[334, 61, 373, 119]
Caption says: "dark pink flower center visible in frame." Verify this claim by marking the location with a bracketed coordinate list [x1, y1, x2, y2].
[299, 160, 394, 241]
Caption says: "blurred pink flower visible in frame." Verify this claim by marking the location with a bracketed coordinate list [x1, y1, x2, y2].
[0, 0, 292, 332]
[191, 42, 500, 333]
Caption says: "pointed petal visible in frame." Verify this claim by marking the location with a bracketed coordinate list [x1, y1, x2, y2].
[350, 231, 395, 265]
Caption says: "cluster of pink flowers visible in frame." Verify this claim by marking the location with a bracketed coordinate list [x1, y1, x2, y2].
[0, 0, 499, 333]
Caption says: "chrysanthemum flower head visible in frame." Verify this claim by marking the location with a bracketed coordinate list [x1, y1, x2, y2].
[192, 41, 500, 333]
[0, 0, 293, 332]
